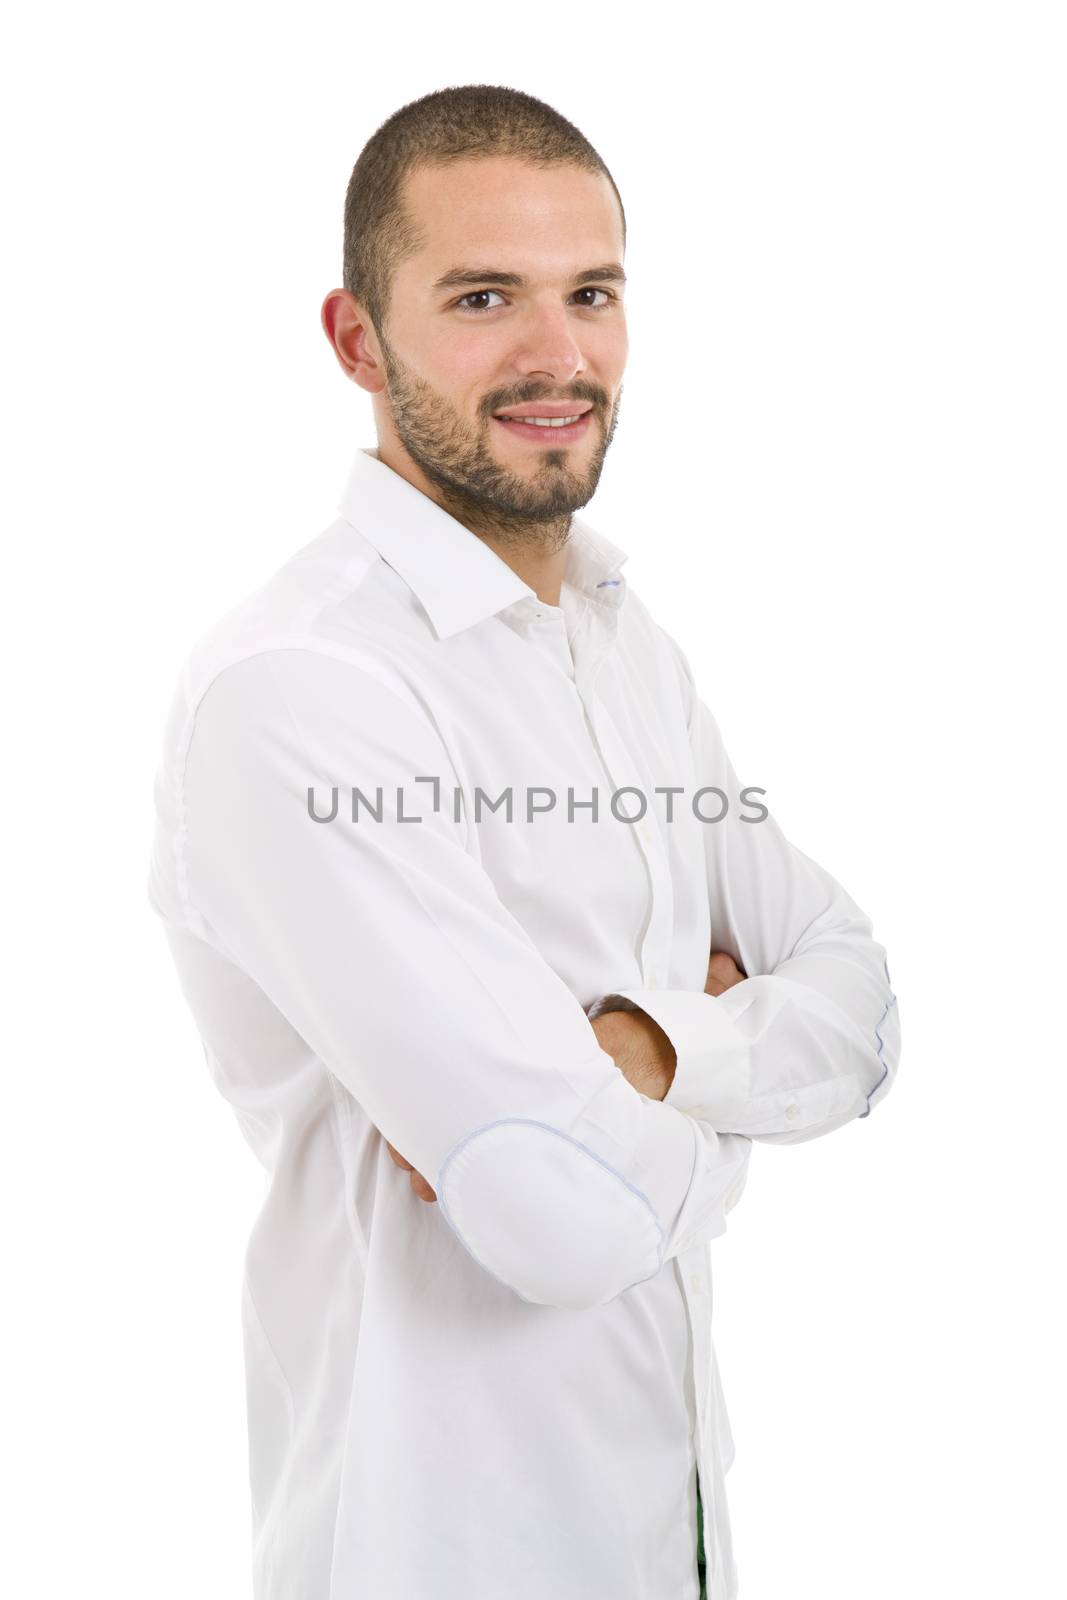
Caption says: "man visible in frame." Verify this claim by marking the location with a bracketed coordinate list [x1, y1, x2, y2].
[148, 84, 899, 1600]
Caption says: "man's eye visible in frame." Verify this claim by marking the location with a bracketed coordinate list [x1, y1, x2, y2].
[455, 287, 617, 314]
[572, 287, 614, 310]
[456, 290, 506, 313]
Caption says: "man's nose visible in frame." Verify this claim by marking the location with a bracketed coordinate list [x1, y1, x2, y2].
[509, 299, 585, 384]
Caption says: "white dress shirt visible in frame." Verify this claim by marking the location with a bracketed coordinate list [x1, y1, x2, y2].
[147, 445, 900, 1600]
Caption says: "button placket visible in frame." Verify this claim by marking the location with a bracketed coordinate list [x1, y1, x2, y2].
[679, 1239, 715, 1572]
[535, 618, 576, 679]
[569, 601, 674, 981]
[585, 696, 675, 982]
[507, 600, 578, 680]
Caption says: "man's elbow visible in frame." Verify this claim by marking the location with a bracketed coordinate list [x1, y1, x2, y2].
[436, 1117, 663, 1310]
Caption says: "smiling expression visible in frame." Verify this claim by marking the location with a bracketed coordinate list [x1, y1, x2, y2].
[366, 156, 628, 527]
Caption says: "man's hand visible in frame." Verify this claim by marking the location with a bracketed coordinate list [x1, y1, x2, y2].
[705, 949, 746, 996]
[591, 949, 747, 1100]
[385, 1139, 438, 1203]
[384, 949, 747, 1195]
[589, 1007, 678, 1101]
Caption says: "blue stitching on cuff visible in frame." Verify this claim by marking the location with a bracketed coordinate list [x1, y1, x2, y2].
[859, 957, 897, 1118]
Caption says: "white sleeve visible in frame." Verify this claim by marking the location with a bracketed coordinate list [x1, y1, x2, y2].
[592, 630, 900, 1145]
[177, 647, 752, 1309]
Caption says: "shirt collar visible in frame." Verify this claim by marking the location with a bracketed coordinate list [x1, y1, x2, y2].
[336, 446, 630, 641]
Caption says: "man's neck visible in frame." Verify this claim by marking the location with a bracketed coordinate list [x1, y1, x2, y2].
[475, 530, 569, 610]
[373, 439, 571, 609]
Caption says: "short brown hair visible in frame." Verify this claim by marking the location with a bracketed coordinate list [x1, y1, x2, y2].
[342, 84, 626, 338]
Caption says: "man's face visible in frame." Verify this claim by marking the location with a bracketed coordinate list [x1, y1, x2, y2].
[373, 157, 627, 526]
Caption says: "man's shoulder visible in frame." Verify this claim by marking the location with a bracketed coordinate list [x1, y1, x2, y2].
[169, 515, 424, 725]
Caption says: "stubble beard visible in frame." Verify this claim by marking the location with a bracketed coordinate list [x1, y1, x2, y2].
[376, 332, 621, 551]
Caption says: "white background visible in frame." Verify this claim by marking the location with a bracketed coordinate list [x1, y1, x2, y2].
[4, 4, 1064, 1596]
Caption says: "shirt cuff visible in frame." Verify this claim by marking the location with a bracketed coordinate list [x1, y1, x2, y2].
[587, 987, 752, 1124]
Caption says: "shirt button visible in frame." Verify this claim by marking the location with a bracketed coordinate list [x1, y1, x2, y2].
[688, 1273, 706, 1294]
[785, 1103, 801, 1122]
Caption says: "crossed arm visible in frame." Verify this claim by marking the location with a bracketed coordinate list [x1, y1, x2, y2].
[386, 948, 748, 1202]
[182, 647, 898, 1308]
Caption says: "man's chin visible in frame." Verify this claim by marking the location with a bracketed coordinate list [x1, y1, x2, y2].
[486, 483, 594, 522]
[484, 457, 598, 516]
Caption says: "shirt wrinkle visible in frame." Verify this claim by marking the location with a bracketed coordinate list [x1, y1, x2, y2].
[147, 442, 899, 1600]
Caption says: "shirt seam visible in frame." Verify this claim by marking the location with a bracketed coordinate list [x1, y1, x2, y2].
[324, 1069, 370, 1269]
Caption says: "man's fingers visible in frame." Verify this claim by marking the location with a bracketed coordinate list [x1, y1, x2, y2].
[410, 1172, 438, 1203]
[385, 1139, 414, 1172]
[705, 950, 746, 996]
[386, 1138, 438, 1202]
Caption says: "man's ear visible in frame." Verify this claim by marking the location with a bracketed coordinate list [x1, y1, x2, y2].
[320, 288, 387, 395]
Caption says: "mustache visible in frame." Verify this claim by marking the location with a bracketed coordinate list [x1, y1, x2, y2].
[484, 389, 609, 415]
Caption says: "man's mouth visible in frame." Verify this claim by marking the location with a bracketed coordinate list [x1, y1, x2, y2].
[492, 403, 595, 443]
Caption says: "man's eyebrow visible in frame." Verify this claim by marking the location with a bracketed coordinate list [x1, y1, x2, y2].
[431, 263, 627, 293]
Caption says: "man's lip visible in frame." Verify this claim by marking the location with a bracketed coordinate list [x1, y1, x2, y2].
[491, 402, 594, 419]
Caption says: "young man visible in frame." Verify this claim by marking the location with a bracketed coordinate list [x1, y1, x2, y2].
[148, 85, 900, 1600]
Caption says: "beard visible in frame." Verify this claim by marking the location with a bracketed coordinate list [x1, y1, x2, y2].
[376, 330, 621, 547]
